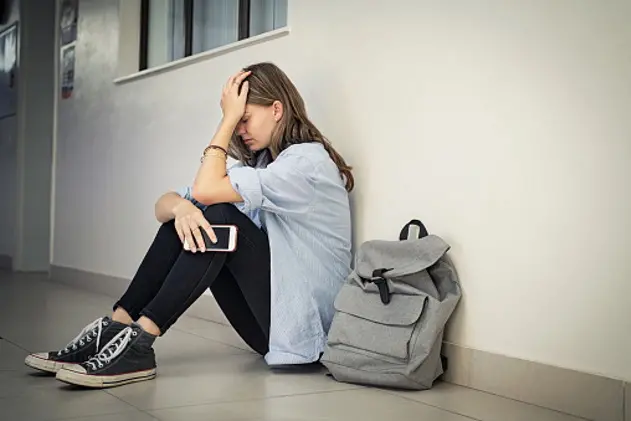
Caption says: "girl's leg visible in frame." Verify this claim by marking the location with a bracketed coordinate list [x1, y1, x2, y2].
[24, 218, 185, 375]
[113, 219, 187, 322]
[137, 203, 269, 335]
[210, 235, 271, 355]
[55, 204, 271, 388]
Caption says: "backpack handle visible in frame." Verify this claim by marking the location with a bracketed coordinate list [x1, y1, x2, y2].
[399, 219, 428, 240]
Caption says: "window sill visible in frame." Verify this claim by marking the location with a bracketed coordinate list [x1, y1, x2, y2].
[114, 27, 290, 85]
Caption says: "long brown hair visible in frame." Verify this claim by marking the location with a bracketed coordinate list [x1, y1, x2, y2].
[228, 62, 354, 192]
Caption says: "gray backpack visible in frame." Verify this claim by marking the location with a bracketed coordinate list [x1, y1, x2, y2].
[321, 220, 462, 390]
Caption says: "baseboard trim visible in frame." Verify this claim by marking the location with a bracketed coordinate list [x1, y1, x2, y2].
[0, 254, 12, 270]
[441, 342, 626, 421]
[48, 264, 626, 421]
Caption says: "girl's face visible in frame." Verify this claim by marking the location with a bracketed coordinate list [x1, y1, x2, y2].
[235, 101, 283, 152]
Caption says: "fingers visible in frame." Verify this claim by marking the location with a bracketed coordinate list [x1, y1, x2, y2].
[234, 70, 251, 86]
[224, 70, 251, 93]
[181, 222, 196, 253]
[239, 81, 249, 99]
[224, 73, 239, 92]
[196, 215, 217, 244]
[177, 213, 200, 253]
[224, 75, 235, 93]
[189, 221, 206, 253]
[174, 220, 185, 244]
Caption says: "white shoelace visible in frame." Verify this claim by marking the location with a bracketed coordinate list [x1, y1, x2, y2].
[57, 317, 107, 356]
[85, 327, 136, 371]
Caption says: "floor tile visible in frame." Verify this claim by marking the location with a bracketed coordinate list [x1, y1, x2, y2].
[3, 269, 613, 421]
[172, 315, 253, 353]
[57, 410, 159, 421]
[153, 327, 250, 365]
[0, 276, 113, 352]
[0, 369, 60, 398]
[0, 386, 138, 421]
[0, 339, 28, 370]
[391, 381, 586, 421]
[149, 388, 474, 421]
[108, 353, 358, 410]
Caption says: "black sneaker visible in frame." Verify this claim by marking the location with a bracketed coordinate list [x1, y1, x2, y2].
[55, 324, 157, 388]
[24, 316, 127, 374]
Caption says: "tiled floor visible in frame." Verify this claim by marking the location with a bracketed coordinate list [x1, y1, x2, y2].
[0, 270, 588, 421]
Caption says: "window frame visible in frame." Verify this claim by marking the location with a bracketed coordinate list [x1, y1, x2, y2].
[138, 0, 252, 71]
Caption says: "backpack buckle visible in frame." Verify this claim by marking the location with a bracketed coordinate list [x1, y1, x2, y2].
[369, 268, 393, 305]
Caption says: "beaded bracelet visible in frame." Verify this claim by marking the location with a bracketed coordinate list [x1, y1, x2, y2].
[201, 145, 228, 162]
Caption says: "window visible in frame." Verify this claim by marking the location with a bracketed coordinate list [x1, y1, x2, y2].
[139, 0, 288, 70]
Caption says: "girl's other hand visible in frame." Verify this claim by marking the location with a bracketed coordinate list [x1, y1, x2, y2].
[173, 200, 217, 252]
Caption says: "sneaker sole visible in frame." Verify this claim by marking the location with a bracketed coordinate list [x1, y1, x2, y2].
[24, 354, 78, 374]
[55, 367, 157, 388]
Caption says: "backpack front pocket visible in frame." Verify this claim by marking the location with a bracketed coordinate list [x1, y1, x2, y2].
[327, 283, 428, 362]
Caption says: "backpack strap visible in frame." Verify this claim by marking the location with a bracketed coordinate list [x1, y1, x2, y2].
[361, 268, 394, 305]
[399, 219, 429, 240]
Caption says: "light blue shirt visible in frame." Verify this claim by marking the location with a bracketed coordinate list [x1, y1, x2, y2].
[178, 143, 352, 365]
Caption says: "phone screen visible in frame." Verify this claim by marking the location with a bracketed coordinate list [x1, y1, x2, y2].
[199, 226, 233, 250]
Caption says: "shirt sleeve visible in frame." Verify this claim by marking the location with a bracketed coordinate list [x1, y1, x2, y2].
[175, 186, 207, 210]
[228, 153, 316, 216]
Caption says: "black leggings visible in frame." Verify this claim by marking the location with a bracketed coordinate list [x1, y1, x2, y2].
[114, 203, 271, 356]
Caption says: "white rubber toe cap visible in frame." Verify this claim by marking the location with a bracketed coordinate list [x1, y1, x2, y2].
[25, 352, 61, 373]
[64, 364, 88, 374]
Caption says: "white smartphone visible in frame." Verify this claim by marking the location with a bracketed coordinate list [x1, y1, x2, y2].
[183, 224, 238, 252]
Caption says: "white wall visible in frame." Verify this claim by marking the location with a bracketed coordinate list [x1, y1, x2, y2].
[53, 0, 631, 381]
[0, 0, 20, 259]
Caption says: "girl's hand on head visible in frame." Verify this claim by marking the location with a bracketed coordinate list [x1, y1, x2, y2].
[221, 70, 251, 126]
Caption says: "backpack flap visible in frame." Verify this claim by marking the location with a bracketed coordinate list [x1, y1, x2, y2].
[352, 235, 449, 304]
[355, 234, 450, 280]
